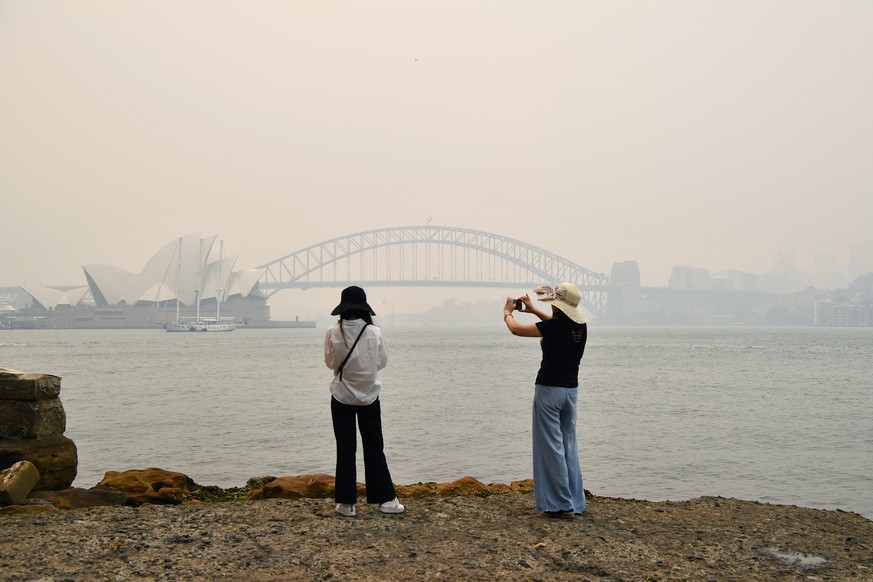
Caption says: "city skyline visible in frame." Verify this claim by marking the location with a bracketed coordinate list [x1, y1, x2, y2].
[4, 227, 870, 322]
[4, 223, 872, 286]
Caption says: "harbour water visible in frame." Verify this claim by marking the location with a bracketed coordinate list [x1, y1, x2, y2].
[2, 325, 871, 518]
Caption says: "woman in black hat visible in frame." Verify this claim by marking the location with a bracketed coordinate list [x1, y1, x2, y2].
[324, 286, 404, 517]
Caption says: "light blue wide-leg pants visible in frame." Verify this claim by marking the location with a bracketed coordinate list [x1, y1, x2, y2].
[531, 384, 585, 514]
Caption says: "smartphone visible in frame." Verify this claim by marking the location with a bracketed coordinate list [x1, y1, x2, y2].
[514, 298, 523, 310]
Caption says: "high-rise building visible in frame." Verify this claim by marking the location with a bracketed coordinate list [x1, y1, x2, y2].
[610, 260, 641, 287]
[849, 239, 873, 280]
[711, 270, 761, 292]
[774, 250, 796, 277]
[813, 251, 845, 290]
[669, 266, 711, 290]
[607, 261, 641, 318]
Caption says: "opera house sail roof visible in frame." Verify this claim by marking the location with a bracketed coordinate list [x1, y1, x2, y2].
[21, 234, 264, 311]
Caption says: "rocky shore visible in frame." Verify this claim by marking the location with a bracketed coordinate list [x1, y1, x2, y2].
[2, 373, 872, 580]
[2, 483, 872, 581]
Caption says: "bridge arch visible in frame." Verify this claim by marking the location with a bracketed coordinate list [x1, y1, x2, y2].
[257, 226, 609, 316]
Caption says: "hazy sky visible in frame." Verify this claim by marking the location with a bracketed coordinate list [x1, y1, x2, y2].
[2, 1, 871, 316]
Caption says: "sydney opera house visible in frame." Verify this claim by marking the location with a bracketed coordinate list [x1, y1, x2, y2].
[1, 234, 276, 329]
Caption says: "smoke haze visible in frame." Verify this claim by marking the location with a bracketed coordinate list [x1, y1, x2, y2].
[2, 1, 871, 316]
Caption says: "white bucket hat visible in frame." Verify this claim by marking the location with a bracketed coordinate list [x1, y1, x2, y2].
[535, 282, 587, 324]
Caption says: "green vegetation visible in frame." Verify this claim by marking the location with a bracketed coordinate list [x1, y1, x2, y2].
[186, 476, 276, 503]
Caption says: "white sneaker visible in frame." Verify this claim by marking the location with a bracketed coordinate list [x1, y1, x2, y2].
[335, 503, 356, 517]
[379, 498, 405, 514]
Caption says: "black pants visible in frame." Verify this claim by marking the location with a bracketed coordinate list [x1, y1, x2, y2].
[331, 396, 396, 505]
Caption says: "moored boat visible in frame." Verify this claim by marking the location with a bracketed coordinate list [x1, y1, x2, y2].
[164, 318, 238, 332]
[162, 238, 238, 332]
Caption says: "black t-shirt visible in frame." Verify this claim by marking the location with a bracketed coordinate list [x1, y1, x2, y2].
[534, 316, 587, 388]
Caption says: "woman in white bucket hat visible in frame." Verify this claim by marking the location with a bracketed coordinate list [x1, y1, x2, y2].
[503, 282, 588, 519]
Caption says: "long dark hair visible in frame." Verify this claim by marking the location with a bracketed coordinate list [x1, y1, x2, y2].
[340, 309, 374, 325]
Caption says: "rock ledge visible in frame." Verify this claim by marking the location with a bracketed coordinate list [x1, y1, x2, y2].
[1, 489, 870, 580]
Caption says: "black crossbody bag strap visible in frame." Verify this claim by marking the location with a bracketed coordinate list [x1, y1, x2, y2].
[337, 323, 370, 382]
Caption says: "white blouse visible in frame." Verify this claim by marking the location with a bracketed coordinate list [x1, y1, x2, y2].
[324, 318, 388, 405]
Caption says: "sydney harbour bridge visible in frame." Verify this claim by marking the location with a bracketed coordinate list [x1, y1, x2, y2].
[257, 226, 611, 316]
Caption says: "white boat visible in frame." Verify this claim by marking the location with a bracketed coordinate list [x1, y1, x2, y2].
[164, 318, 237, 332]
[163, 237, 238, 332]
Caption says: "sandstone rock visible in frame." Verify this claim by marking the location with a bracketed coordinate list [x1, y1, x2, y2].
[98, 468, 193, 505]
[510, 479, 534, 493]
[0, 460, 41, 506]
[0, 434, 77, 490]
[435, 476, 489, 496]
[251, 473, 342, 500]
[485, 482, 513, 494]
[0, 371, 76, 493]
[29, 486, 128, 510]
[247, 474, 523, 501]
[0, 372, 61, 401]
[394, 483, 439, 498]
[395, 479, 526, 498]
[0, 399, 66, 439]
[0, 502, 58, 514]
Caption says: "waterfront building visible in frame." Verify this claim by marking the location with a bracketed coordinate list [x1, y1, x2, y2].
[814, 301, 872, 327]
[2, 234, 276, 329]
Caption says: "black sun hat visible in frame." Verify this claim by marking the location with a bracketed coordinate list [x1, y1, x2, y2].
[330, 285, 376, 316]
